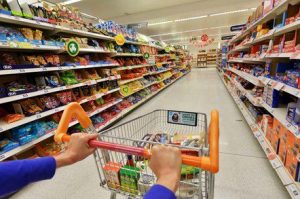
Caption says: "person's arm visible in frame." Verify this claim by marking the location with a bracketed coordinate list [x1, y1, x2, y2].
[0, 133, 97, 197]
[144, 145, 182, 199]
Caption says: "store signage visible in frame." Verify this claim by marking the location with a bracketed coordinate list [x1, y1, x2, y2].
[165, 46, 171, 53]
[143, 52, 150, 59]
[114, 34, 125, 46]
[167, 111, 198, 126]
[230, 24, 246, 32]
[221, 35, 235, 40]
[66, 39, 80, 57]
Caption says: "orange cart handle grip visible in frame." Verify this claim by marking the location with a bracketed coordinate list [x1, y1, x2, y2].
[55, 103, 219, 173]
[54, 102, 92, 143]
[88, 110, 219, 173]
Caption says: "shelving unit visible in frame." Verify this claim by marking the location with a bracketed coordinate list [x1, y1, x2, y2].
[218, 71, 300, 198]
[196, 51, 207, 68]
[220, 1, 300, 198]
[0, 4, 191, 161]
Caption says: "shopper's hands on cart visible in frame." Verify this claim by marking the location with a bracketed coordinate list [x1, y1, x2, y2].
[149, 145, 182, 192]
[54, 133, 98, 168]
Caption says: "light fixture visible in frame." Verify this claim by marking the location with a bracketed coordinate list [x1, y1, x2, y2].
[148, 21, 173, 26]
[174, 15, 208, 22]
[209, 8, 252, 17]
[149, 25, 232, 37]
[162, 32, 235, 42]
[147, 8, 255, 26]
[60, 0, 82, 5]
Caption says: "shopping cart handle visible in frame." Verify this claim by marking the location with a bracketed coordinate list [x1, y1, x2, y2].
[88, 110, 219, 173]
[54, 102, 93, 143]
[55, 103, 219, 173]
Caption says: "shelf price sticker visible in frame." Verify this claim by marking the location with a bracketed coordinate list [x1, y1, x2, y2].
[286, 184, 300, 199]
[291, 52, 300, 60]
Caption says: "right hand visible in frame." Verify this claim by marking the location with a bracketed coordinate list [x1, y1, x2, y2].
[149, 145, 182, 192]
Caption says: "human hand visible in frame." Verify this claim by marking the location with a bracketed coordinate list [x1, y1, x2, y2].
[54, 133, 98, 168]
[149, 145, 182, 192]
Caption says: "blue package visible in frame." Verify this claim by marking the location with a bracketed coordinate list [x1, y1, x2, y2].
[11, 124, 32, 139]
[0, 139, 19, 154]
[17, 134, 36, 146]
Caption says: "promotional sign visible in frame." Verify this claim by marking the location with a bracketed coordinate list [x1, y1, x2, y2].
[143, 52, 150, 59]
[230, 24, 246, 32]
[66, 39, 80, 57]
[167, 111, 198, 126]
[115, 34, 125, 46]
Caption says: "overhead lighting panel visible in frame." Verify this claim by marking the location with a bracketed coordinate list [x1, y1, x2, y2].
[174, 15, 208, 22]
[148, 20, 173, 26]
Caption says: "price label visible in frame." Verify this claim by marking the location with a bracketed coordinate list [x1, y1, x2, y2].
[0, 127, 3, 132]
[19, 69, 26, 73]
[88, 95, 97, 101]
[17, 42, 32, 49]
[42, 67, 47, 71]
[270, 157, 281, 169]
[128, 66, 133, 70]
[294, 91, 300, 97]
[36, 114, 42, 119]
[59, 86, 65, 91]
[58, 67, 63, 70]
[44, 89, 49, 94]
[294, 130, 300, 138]
[22, 93, 28, 98]
[286, 184, 300, 198]
[54, 108, 60, 113]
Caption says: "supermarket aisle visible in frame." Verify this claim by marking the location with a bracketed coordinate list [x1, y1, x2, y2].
[12, 69, 288, 199]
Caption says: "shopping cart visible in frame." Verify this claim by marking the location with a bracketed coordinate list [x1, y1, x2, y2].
[54, 102, 219, 199]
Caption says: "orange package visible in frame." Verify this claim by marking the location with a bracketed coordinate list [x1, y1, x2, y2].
[4, 114, 24, 123]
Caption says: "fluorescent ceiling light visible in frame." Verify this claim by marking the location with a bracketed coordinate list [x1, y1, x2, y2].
[148, 8, 254, 26]
[150, 25, 231, 37]
[148, 21, 173, 26]
[61, 0, 81, 5]
[175, 15, 208, 22]
[210, 9, 250, 17]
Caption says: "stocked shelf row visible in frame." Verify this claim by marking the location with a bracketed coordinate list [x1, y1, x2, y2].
[229, 0, 293, 44]
[0, 71, 189, 161]
[0, 75, 121, 104]
[226, 67, 300, 138]
[0, 13, 163, 50]
[218, 71, 300, 199]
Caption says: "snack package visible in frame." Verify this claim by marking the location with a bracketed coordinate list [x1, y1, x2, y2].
[20, 28, 34, 40]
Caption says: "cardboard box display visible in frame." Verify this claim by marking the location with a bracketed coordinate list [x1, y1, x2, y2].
[278, 138, 288, 163]
[103, 162, 122, 189]
[282, 30, 297, 53]
[285, 148, 298, 180]
[273, 11, 286, 29]
[272, 35, 285, 53]
[271, 131, 280, 154]
[260, 115, 273, 135]
[285, 4, 300, 25]
[266, 124, 273, 143]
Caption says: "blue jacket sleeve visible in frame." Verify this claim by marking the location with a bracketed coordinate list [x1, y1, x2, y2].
[0, 157, 56, 197]
[144, 184, 176, 199]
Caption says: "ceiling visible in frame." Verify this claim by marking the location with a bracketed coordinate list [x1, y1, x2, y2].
[55, 0, 261, 46]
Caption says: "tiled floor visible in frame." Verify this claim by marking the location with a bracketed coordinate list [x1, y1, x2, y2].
[12, 69, 289, 199]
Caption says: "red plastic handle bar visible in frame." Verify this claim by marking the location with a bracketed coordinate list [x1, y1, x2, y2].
[55, 103, 219, 173]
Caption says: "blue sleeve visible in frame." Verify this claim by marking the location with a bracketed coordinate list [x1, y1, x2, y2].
[0, 157, 56, 197]
[144, 184, 176, 199]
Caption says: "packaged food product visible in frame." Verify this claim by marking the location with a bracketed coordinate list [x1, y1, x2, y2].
[4, 114, 24, 123]
[20, 28, 34, 40]
[103, 162, 122, 189]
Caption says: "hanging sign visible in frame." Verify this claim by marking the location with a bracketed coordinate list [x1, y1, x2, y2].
[201, 34, 209, 42]
[115, 34, 125, 46]
[66, 39, 80, 57]
[230, 24, 246, 32]
[221, 35, 235, 40]
[165, 46, 171, 53]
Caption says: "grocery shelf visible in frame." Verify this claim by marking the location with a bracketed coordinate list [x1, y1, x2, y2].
[0, 43, 64, 51]
[79, 48, 115, 53]
[228, 46, 250, 54]
[116, 64, 152, 71]
[259, 76, 300, 98]
[228, 67, 264, 86]
[249, 29, 276, 45]
[274, 20, 300, 36]
[218, 71, 300, 199]
[113, 53, 144, 57]
[0, 76, 121, 104]
[228, 58, 265, 64]
[0, 63, 119, 75]
[118, 76, 144, 85]
[0, 99, 123, 161]
[155, 54, 171, 57]
[265, 52, 294, 59]
[96, 71, 189, 132]
[230, 0, 289, 44]
[0, 88, 120, 133]
[145, 68, 172, 75]
[0, 14, 166, 50]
